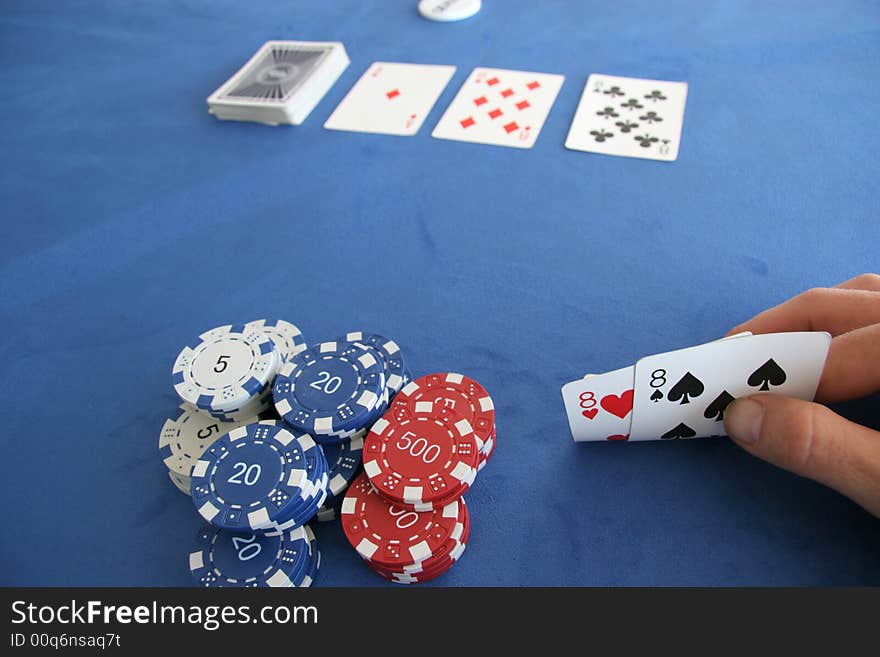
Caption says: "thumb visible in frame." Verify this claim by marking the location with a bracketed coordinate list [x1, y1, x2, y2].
[724, 394, 880, 517]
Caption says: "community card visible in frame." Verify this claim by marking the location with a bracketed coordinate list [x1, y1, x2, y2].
[432, 67, 564, 148]
[324, 62, 456, 136]
[565, 74, 688, 161]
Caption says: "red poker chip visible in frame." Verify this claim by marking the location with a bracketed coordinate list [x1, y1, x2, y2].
[372, 458, 474, 512]
[401, 474, 471, 511]
[369, 498, 470, 577]
[390, 373, 495, 453]
[341, 472, 462, 568]
[372, 521, 470, 583]
[363, 409, 479, 507]
[478, 425, 496, 471]
[377, 513, 470, 584]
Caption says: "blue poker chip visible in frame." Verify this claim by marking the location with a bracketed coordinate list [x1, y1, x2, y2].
[272, 341, 385, 436]
[323, 430, 364, 500]
[189, 523, 311, 587]
[190, 421, 317, 532]
[264, 435, 329, 533]
[299, 525, 320, 587]
[338, 332, 407, 395]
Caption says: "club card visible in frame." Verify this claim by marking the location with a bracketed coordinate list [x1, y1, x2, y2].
[562, 366, 635, 442]
[629, 332, 831, 441]
[432, 67, 564, 148]
[324, 62, 456, 136]
[565, 74, 688, 161]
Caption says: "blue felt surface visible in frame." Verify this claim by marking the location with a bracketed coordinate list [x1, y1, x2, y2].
[1, 0, 879, 586]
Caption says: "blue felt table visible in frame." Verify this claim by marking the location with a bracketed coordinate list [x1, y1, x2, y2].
[2, 1, 878, 586]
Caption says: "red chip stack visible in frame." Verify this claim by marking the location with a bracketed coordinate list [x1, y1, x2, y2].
[341, 373, 495, 583]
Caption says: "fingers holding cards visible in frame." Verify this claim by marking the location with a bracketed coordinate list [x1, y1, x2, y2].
[562, 332, 830, 443]
[628, 332, 832, 441]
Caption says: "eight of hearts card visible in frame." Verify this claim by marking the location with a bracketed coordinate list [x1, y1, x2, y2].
[566, 74, 688, 161]
[562, 332, 832, 442]
[432, 67, 565, 149]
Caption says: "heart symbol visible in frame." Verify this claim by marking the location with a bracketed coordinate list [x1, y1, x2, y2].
[607, 434, 629, 441]
[600, 390, 634, 419]
[581, 408, 598, 420]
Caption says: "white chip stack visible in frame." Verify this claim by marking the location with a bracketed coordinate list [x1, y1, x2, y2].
[207, 41, 350, 126]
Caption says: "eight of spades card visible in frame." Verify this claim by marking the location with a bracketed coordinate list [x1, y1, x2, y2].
[629, 332, 832, 441]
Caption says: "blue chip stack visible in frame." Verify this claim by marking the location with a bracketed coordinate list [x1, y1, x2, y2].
[272, 332, 412, 522]
[315, 428, 365, 521]
[190, 421, 329, 534]
[189, 523, 320, 587]
[272, 340, 387, 443]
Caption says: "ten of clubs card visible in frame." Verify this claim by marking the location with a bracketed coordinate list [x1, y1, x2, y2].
[562, 332, 832, 442]
[565, 74, 688, 161]
[324, 62, 456, 136]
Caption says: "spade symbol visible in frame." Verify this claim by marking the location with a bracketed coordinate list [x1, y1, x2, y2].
[747, 358, 787, 391]
[660, 423, 696, 440]
[667, 372, 704, 404]
[650, 389, 663, 402]
[703, 391, 735, 421]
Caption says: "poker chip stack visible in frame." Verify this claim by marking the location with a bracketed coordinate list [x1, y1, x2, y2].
[172, 320, 305, 422]
[342, 372, 496, 584]
[190, 523, 320, 588]
[161, 319, 326, 588]
[190, 421, 329, 535]
[272, 332, 414, 521]
[341, 472, 470, 584]
[160, 404, 260, 495]
[161, 319, 305, 493]
[365, 373, 497, 509]
[162, 324, 493, 587]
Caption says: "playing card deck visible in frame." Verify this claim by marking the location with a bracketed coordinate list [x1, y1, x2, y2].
[207, 41, 350, 126]
[562, 332, 832, 442]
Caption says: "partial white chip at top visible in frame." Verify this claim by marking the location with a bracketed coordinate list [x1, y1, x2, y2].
[207, 41, 350, 126]
[418, 0, 481, 22]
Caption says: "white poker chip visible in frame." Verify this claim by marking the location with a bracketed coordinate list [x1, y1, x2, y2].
[418, 0, 481, 22]
[167, 470, 192, 495]
[159, 404, 258, 478]
[172, 324, 278, 413]
[244, 318, 307, 363]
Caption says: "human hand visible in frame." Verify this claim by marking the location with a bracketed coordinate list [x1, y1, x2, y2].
[723, 274, 880, 517]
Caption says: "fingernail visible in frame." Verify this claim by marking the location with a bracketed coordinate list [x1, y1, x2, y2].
[725, 398, 764, 445]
